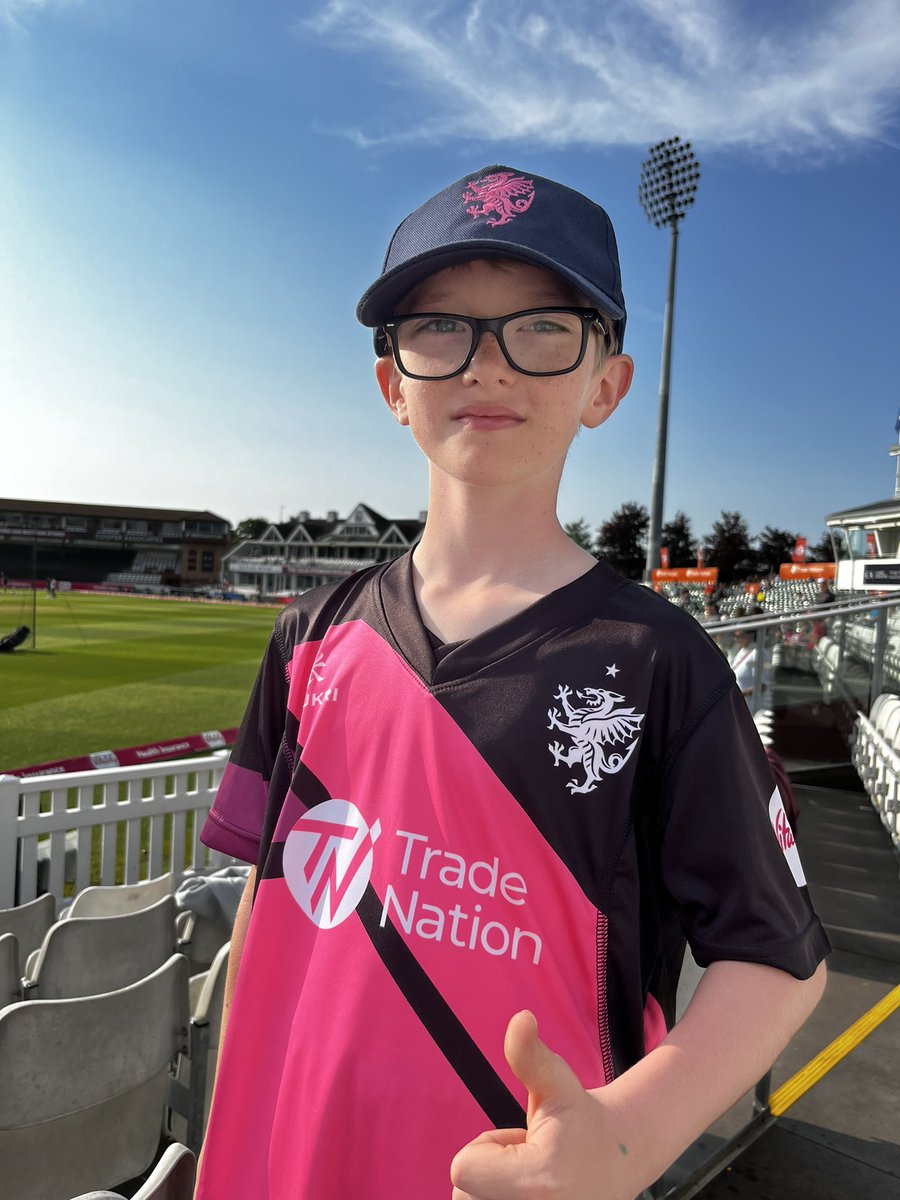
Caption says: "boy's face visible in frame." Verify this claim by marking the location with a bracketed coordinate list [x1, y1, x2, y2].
[375, 259, 633, 495]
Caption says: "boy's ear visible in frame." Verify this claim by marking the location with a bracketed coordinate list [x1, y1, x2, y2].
[581, 354, 634, 430]
[375, 355, 409, 426]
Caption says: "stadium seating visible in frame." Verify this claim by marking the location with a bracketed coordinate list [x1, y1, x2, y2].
[0, 892, 55, 966]
[0, 933, 19, 1008]
[67, 1142, 195, 1200]
[62, 873, 175, 919]
[168, 940, 231, 1149]
[23, 895, 177, 999]
[851, 692, 900, 851]
[0, 954, 190, 1200]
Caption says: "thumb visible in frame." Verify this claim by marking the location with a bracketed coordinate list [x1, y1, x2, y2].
[503, 1010, 584, 1124]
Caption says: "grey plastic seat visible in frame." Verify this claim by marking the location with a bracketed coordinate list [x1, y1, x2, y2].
[168, 941, 230, 1151]
[67, 1141, 196, 1200]
[0, 955, 190, 1200]
[0, 933, 19, 1007]
[23, 895, 177, 999]
[0, 893, 55, 964]
[63, 873, 175, 920]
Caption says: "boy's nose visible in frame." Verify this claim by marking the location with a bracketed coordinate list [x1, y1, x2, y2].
[464, 330, 515, 382]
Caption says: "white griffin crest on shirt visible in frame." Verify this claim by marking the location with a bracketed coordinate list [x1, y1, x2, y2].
[547, 684, 645, 794]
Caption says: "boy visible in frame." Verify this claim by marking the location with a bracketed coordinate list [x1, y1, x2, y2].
[195, 166, 828, 1200]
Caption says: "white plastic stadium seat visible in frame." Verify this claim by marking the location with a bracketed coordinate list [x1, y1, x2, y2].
[63, 873, 175, 920]
[0, 955, 190, 1200]
[0, 893, 56, 964]
[66, 1142, 196, 1200]
[0, 934, 19, 1008]
[23, 895, 177, 999]
[168, 941, 230, 1149]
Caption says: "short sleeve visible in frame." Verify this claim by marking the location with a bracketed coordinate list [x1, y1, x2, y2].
[200, 623, 289, 864]
[658, 682, 830, 980]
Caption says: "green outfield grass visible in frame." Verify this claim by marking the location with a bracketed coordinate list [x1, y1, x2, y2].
[0, 590, 279, 772]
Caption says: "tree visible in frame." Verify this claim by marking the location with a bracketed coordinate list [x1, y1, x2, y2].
[809, 529, 840, 562]
[755, 526, 801, 575]
[703, 511, 756, 583]
[564, 518, 596, 554]
[660, 511, 695, 568]
[595, 502, 648, 580]
[233, 517, 269, 542]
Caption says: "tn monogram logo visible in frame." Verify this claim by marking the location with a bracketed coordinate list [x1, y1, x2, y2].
[284, 800, 382, 928]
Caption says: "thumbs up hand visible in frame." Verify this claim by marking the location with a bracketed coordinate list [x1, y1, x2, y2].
[450, 1011, 636, 1200]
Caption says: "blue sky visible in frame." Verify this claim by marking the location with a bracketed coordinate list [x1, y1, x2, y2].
[1, 0, 898, 548]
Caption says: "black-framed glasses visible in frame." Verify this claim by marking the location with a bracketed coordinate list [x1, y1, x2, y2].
[382, 307, 608, 381]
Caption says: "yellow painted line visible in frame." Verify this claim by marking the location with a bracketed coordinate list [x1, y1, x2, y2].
[769, 983, 900, 1117]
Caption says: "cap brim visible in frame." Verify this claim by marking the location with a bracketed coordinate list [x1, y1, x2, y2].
[356, 241, 626, 328]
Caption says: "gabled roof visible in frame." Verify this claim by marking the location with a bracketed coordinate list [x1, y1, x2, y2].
[258, 526, 285, 543]
[394, 519, 425, 540]
[354, 503, 390, 534]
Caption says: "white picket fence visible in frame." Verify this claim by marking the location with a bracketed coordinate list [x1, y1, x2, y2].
[0, 753, 233, 909]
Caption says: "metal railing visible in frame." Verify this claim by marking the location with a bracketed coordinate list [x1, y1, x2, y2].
[0, 753, 233, 909]
[705, 593, 900, 719]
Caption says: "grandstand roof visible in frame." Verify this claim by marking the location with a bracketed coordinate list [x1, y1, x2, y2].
[825, 497, 900, 527]
[0, 498, 230, 525]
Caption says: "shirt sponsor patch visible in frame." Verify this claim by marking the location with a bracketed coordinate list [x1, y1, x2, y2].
[284, 799, 381, 928]
[768, 787, 806, 887]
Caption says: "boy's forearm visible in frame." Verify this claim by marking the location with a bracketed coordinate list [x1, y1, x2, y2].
[218, 864, 256, 1047]
[593, 958, 827, 1194]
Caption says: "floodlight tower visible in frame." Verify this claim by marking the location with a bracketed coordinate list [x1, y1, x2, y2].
[638, 136, 700, 583]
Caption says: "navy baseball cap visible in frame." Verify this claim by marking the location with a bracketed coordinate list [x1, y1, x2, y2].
[357, 164, 627, 354]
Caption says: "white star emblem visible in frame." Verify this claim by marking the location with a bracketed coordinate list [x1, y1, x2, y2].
[606, 664, 619, 678]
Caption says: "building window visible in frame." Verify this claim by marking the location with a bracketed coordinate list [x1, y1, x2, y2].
[202, 551, 214, 571]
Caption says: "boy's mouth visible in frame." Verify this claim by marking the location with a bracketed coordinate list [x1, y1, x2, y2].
[454, 405, 525, 429]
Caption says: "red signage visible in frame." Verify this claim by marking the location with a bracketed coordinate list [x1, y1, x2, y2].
[778, 562, 836, 580]
[792, 537, 807, 563]
[651, 567, 718, 583]
[660, 546, 669, 569]
[7, 729, 239, 778]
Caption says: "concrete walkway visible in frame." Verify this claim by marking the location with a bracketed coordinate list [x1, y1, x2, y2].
[695, 782, 900, 1198]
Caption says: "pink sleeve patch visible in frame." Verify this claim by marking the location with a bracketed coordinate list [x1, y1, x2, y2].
[200, 760, 268, 862]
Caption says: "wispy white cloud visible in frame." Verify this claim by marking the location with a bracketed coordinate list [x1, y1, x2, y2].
[1, 0, 81, 33]
[298, 0, 900, 156]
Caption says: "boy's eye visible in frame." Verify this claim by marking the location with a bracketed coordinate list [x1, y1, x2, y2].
[514, 314, 577, 335]
[415, 317, 468, 335]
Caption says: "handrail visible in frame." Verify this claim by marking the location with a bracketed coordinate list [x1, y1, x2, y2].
[719, 592, 900, 634]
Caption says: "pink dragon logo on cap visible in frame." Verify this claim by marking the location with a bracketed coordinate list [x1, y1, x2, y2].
[463, 171, 535, 227]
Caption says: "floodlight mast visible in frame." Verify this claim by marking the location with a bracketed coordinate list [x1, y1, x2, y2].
[638, 136, 700, 584]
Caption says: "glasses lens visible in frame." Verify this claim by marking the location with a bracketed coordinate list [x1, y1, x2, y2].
[392, 310, 590, 378]
[394, 317, 474, 379]
[502, 311, 586, 374]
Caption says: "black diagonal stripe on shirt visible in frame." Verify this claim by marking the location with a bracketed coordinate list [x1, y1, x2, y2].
[256, 753, 525, 1130]
[356, 884, 527, 1130]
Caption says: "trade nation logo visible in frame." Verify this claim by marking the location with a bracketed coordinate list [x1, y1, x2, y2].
[283, 800, 381, 928]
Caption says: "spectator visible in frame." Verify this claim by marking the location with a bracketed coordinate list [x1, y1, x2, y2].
[700, 601, 721, 626]
[815, 580, 835, 606]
